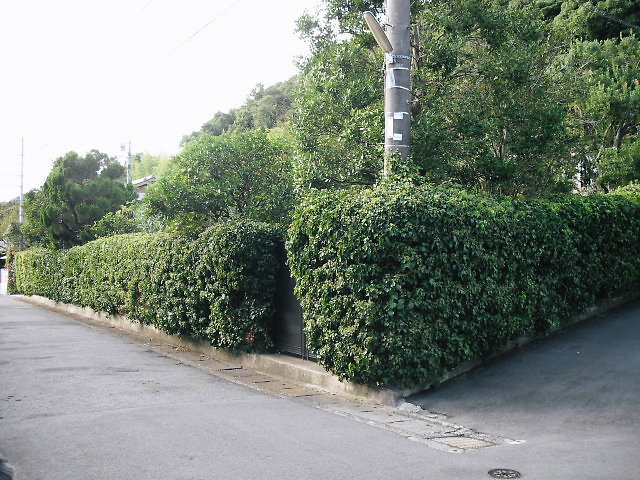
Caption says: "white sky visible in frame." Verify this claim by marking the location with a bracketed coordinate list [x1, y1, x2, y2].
[0, 0, 324, 202]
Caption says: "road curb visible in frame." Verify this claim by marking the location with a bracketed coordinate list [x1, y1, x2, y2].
[396, 289, 640, 398]
[14, 295, 402, 406]
[15, 290, 640, 405]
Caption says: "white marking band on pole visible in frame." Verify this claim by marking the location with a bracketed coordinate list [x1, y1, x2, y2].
[387, 68, 396, 88]
[387, 85, 411, 92]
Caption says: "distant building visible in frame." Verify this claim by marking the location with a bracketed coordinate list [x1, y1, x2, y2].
[132, 174, 157, 200]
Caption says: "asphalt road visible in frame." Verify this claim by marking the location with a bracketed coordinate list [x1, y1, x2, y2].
[408, 299, 640, 479]
[1, 293, 639, 479]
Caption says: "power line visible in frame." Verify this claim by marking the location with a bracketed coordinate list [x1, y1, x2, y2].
[187, 0, 244, 41]
[162, 0, 245, 58]
[8, 1, 247, 166]
[139, 0, 154, 15]
[116, 0, 245, 97]
[580, 2, 640, 32]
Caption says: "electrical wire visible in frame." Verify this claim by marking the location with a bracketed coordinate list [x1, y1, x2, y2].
[10, 0, 247, 169]
[112, 0, 246, 104]
[150, 0, 245, 64]
[187, 0, 244, 41]
[139, 0, 154, 15]
[580, 1, 640, 32]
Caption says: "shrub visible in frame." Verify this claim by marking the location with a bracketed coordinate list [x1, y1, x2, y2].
[287, 180, 640, 386]
[14, 222, 281, 352]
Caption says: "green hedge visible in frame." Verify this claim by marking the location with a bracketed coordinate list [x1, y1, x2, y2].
[287, 181, 640, 387]
[14, 222, 281, 352]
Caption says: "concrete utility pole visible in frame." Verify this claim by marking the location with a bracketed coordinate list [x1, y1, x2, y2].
[19, 137, 24, 224]
[383, 0, 412, 177]
[123, 141, 133, 184]
[127, 141, 133, 185]
[366, 1, 412, 177]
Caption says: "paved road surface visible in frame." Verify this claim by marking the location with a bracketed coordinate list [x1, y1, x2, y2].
[1, 294, 639, 479]
[409, 299, 640, 479]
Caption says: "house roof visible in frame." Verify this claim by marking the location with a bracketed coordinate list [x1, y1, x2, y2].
[132, 174, 157, 186]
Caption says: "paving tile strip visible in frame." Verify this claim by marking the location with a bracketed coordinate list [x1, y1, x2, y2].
[158, 342, 525, 454]
[17, 297, 525, 454]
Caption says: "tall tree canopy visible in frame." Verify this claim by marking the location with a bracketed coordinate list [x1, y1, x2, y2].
[561, 34, 640, 190]
[144, 129, 295, 232]
[181, 79, 297, 146]
[544, 0, 640, 190]
[0, 201, 18, 239]
[22, 150, 135, 249]
[131, 153, 172, 180]
[411, 0, 573, 194]
[545, 0, 640, 41]
[290, 0, 639, 194]
[290, 32, 384, 189]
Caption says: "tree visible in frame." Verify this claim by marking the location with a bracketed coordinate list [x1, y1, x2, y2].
[181, 79, 297, 146]
[292, 0, 575, 194]
[144, 129, 295, 232]
[80, 204, 141, 242]
[561, 35, 640, 190]
[548, 0, 640, 41]
[131, 153, 172, 179]
[4, 221, 25, 251]
[22, 150, 135, 249]
[187, 111, 237, 141]
[0, 201, 20, 259]
[0, 200, 19, 242]
[412, 0, 575, 194]
[290, 35, 384, 189]
[80, 200, 166, 241]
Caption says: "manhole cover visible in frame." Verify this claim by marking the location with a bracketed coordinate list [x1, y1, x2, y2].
[488, 469, 521, 479]
[435, 436, 496, 450]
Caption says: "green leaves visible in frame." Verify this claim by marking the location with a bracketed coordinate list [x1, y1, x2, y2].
[409, 1, 574, 194]
[182, 79, 297, 145]
[14, 222, 282, 353]
[144, 129, 295, 231]
[21, 150, 135, 249]
[561, 34, 640, 190]
[290, 38, 384, 189]
[287, 181, 640, 387]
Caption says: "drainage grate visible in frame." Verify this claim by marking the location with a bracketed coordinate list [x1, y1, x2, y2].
[434, 436, 496, 450]
[488, 468, 521, 479]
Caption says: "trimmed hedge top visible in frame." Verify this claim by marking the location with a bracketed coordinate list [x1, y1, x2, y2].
[287, 181, 640, 386]
[14, 182, 640, 388]
[14, 222, 282, 352]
